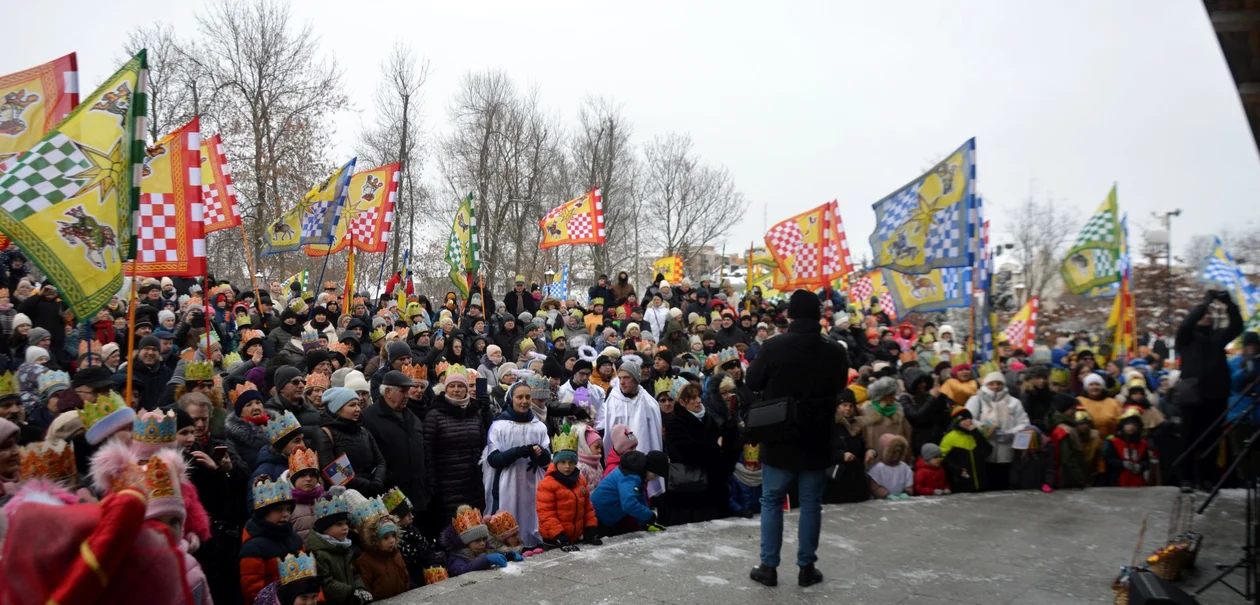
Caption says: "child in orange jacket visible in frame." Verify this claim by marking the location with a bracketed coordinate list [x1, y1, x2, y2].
[537, 426, 603, 551]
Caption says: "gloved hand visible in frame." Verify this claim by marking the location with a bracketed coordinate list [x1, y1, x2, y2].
[1041, 484, 1054, 493]
[646, 523, 667, 533]
[353, 588, 374, 604]
[486, 553, 508, 568]
[505, 550, 524, 562]
[556, 533, 580, 552]
[583, 528, 603, 546]
[515, 445, 535, 459]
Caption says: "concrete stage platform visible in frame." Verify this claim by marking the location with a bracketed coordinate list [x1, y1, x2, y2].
[383, 487, 1252, 604]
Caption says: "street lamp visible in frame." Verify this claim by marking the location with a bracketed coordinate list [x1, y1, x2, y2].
[1151, 209, 1181, 334]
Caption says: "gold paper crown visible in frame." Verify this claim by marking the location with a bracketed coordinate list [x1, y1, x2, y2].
[252, 478, 294, 510]
[369, 328, 386, 342]
[590, 297, 604, 306]
[552, 329, 565, 340]
[382, 487, 409, 514]
[78, 391, 127, 430]
[288, 446, 319, 476]
[1073, 408, 1093, 424]
[1049, 367, 1071, 385]
[0, 371, 17, 398]
[305, 373, 330, 389]
[551, 427, 579, 453]
[435, 361, 450, 378]
[221, 352, 242, 369]
[486, 510, 519, 538]
[654, 377, 675, 398]
[452, 504, 485, 536]
[423, 566, 449, 585]
[235, 314, 252, 328]
[109, 457, 148, 496]
[279, 553, 318, 586]
[144, 454, 177, 501]
[20, 439, 76, 483]
[185, 360, 215, 382]
[1120, 406, 1144, 421]
[229, 381, 260, 406]
[402, 364, 428, 381]
[742, 443, 760, 464]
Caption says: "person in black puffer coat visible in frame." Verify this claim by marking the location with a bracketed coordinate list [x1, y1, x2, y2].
[423, 371, 494, 533]
[660, 383, 740, 526]
[315, 387, 387, 497]
[899, 367, 951, 456]
[1020, 366, 1078, 433]
[824, 394, 868, 504]
[362, 371, 431, 517]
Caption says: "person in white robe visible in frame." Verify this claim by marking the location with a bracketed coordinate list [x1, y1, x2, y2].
[482, 381, 552, 547]
[599, 355, 666, 497]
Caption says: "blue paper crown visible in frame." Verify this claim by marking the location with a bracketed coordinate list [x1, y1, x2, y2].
[279, 552, 317, 585]
[38, 370, 70, 394]
[132, 410, 176, 444]
[265, 410, 301, 445]
[717, 347, 740, 367]
[252, 478, 294, 511]
[314, 494, 350, 521]
[349, 495, 389, 529]
[669, 377, 689, 400]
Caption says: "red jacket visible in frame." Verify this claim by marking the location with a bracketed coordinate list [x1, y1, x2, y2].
[913, 457, 950, 496]
[536, 464, 598, 542]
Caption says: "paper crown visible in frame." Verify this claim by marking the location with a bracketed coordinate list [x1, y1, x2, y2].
[669, 377, 688, 400]
[654, 377, 675, 398]
[328, 341, 349, 356]
[423, 566, 450, 585]
[0, 371, 16, 398]
[240, 329, 263, 344]
[288, 298, 308, 314]
[742, 443, 761, 464]
[680, 361, 702, 377]
[452, 504, 489, 543]
[369, 327, 386, 342]
[305, 373, 330, 389]
[1049, 367, 1071, 385]
[402, 363, 428, 381]
[78, 391, 128, 429]
[382, 487, 410, 515]
[444, 364, 467, 382]
[266, 410, 301, 445]
[552, 426, 580, 454]
[288, 446, 319, 476]
[314, 493, 350, 521]
[434, 361, 450, 378]
[133, 410, 176, 444]
[323, 280, 337, 290]
[38, 370, 70, 395]
[79, 339, 104, 356]
[197, 331, 220, 352]
[301, 330, 320, 345]
[185, 360, 215, 382]
[590, 297, 604, 306]
[144, 453, 178, 502]
[717, 347, 741, 367]
[279, 553, 318, 586]
[229, 381, 261, 406]
[20, 439, 76, 483]
[526, 374, 550, 400]
[1073, 408, 1093, 425]
[350, 495, 389, 529]
[253, 478, 294, 511]
[486, 510, 520, 539]
[235, 314, 253, 328]
[221, 351, 242, 369]
[552, 329, 565, 340]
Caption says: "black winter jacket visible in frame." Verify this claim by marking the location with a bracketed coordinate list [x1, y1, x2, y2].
[824, 420, 868, 504]
[315, 412, 387, 497]
[264, 393, 321, 448]
[423, 395, 492, 517]
[362, 399, 431, 511]
[1176, 298, 1244, 402]
[746, 320, 849, 470]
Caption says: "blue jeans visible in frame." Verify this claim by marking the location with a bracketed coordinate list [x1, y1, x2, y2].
[759, 464, 826, 568]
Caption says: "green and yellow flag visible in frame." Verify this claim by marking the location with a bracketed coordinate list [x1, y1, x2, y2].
[0, 50, 147, 319]
[444, 193, 479, 298]
[1060, 185, 1122, 295]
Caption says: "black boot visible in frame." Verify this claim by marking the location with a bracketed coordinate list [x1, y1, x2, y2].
[798, 564, 823, 587]
[749, 564, 778, 587]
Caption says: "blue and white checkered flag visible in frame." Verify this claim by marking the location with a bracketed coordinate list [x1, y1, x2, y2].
[546, 264, 570, 299]
[1198, 237, 1255, 321]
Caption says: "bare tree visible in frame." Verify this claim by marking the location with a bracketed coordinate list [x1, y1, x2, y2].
[1005, 194, 1077, 303]
[640, 133, 746, 269]
[571, 96, 637, 277]
[122, 23, 203, 142]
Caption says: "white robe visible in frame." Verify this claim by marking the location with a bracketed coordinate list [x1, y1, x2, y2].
[600, 378, 666, 497]
[482, 417, 551, 547]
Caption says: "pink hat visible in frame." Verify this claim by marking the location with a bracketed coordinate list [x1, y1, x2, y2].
[1009, 360, 1026, 371]
[584, 425, 602, 448]
[610, 424, 638, 455]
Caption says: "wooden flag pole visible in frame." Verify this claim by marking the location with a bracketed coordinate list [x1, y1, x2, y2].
[238, 223, 263, 317]
[312, 239, 335, 321]
[124, 258, 139, 408]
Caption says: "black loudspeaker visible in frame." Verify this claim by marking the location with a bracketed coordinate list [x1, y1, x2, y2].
[1128, 571, 1201, 605]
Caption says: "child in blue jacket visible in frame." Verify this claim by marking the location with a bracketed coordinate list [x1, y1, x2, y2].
[591, 450, 669, 535]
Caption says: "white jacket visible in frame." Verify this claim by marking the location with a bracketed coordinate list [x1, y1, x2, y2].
[964, 390, 1029, 464]
[643, 304, 671, 341]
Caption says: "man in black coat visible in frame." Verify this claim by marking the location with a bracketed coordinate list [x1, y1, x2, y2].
[745, 290, 848, 589]
[112, 335, 173, 411]
[587, 274, 615, 311]
[1175, 290, 1243, 489]
[504, 275, 539, 318]
[265, 365, 322, 446]
[362, 371, 431, 518]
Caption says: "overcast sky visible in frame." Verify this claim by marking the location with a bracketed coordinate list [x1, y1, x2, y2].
[9, 1, 1257, 265]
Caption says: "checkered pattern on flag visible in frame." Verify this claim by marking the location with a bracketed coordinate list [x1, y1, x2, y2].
[1198, 236, 1257, 322]
[0, 51, 146, 320]
[199, 133, 240, 234]
[1060, 185, 1123, 295]
[848, 274, 873, 305]
[539, 188, 605, 249]
[546, 265, 570, 299]
[870, 139, 975, 273]
[0, 53, 79, 176]
[653, 255, 684, 284]
[126, 118, 206, 277]
[260, 159, 355, 256]
[303, 163, 400, 256]
[764, 200, 853, 291]
[445, 193, 479, 298]
[1001, 297, 1039, 354]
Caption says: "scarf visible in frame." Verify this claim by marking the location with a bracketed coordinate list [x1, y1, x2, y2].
[92, 319, 116, 345]
[283, 322, 303, 336]
[687, 405, 706, 420]
[317, 532, 353, 549]
[244, 413, 270, 426]
[578, 449, 602, 471]
[497, 406, 534, 423]
[871, 399, 898, 419]
[310, 318, 331, 332]
[447, 392, 471, 409]
[733, 461, 762, 487]
[530, 401, 548, 423]
[292, 484, 325, 505]
[549, 468, 579, 489]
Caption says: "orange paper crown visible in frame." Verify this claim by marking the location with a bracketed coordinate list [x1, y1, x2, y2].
[288, 446, 319, 476]
[239, 329, 263, 344]
[328, 342, 349, 356]
[401, 364, 428, 381]
[305, 373, 330, 389]
[452, 504, 487, 542]
[144, 454, 176, 501]
[435, 361, 450, 378]
[20, 439, 77, 483]
[423, 567, 449, 584]
[78, 339, 104, 357]
[486, 510, 520, 538]
[229, 381, 259, 406]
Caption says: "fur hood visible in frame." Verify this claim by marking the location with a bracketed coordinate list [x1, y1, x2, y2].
[876, 433, 909, 466]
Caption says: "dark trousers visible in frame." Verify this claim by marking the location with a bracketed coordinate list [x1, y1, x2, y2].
[1180, 398, 1227, 488]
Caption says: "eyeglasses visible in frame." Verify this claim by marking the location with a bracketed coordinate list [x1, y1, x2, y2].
[289, 379, 305, 386]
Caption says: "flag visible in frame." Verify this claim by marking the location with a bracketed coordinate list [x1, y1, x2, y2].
[281, 269, 308, 295]
[1060, 185, 1122, 295]
[870, 139, 976, 273]
[546, 264, 570, 300]
[539, 187, 605, 249]
[302, 163, 399, 256]
[881, 266, 971, 315]
[396, 248, 410, 310]
[444, 193, 479, 299]
[764, 200, 854, 291]
[653, 255, 684, 284]
[199, 133, 241, 234]
[1002, 297, 1040, 354]
[849, 274, 873, 307]
[0, 51, 146, 320]
[260, 159, 355, 256]
[1198, 236, 1258, 322]
[0, 53, 78, 175]
[125, 118, 205, 277]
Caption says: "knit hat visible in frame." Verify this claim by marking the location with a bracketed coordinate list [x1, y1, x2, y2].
[25, 346, 49, 364]
[274, 366, 303, 393]
[452, 504, 490, 544]
[610, 424, 638, 455]
[343, 371, 370, 393]
[1082, 373, 1106, 389]
[322, 387, 358, 415]
[787, 289, 821, 321]
[867, 376, 900, 402]
[386, 341, 411, 363]
[617, 357, 642, 384]
[100, 343, 120, 363]
[11, 313, 30, 329]
[951, 406, 973, 423]
[137, 335, 161, 351]
[27, 327, 50, 345]
[982, 372, 1006, 387]
[330, 367, 353, 388]
[921, 443, 942, 461]
[495, 362, 518, 385]
[46, 410, 85, 442]
[950, 363, 972, 377]
[229, 383, 265, 417]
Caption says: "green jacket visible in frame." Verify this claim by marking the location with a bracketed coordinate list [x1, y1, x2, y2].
[939, 428, 992, 492]
[304, 530, 366, 604]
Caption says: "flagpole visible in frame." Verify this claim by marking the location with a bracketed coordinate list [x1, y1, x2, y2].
[312, 239, 335, 321]
[343, 235, 355, 313]
[238, 223, 263, 318]
[124, 259, 139, 409]
[374, 243, 388, 302]
[81, 320, 92, 367]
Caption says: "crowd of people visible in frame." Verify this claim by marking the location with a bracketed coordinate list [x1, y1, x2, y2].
[0, 254, 1251, 603]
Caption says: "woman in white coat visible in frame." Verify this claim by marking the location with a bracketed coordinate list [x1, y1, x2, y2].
[643, 292, 671, 342]
[482, 381, 552, 547]
[964, 371, 1029, 491]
